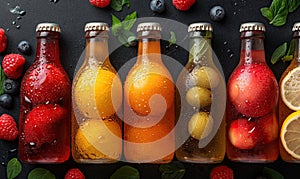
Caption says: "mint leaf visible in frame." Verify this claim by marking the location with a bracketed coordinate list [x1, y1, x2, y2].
[271, 42, 287, 64]
[28, 168, 55, 179]
[112, 14, 122, 36]
[261, 0, 289, 27]
[110, 166, 140, 179]
[286, 39, 295, 56]
[7, 158, 22, 179]
[122, 11, 137, 31]
[261, 7, 273, 21]
[111, 0, 130, 11]
[0, 66, 6, 95]
[159, 161, 185, 179]
[262, 167, 284, 179]
[288, 0, 300, 12]
[169, 31, 176, 47]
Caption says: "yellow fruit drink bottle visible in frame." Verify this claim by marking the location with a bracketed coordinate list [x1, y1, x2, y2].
[226, 22, 279, 162]
[175, 23, 226, 163]
[279, 22, 300, 162]
[19, 23, 71, 163]
[124, 22, 175, 163]
[72, 22, 122, 163]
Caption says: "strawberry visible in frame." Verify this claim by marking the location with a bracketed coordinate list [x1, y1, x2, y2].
[173, 0, 196, 11]
[64, 168, 85, 179]
[89, 0, 110, 8]
[22, 64, 70, 105]
[2, 54, 26, 79]
[257, 113, 278, 144]
[0, 114, 18, 141]
[228, 118, 260, 150]
[228, 64, 278, 117]
[0, 28, 7, 53]
[210, 165, 234, 179]
[23, 104, 66, 148]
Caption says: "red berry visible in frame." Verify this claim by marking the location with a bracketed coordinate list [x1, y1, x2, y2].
[23, 104, 66, 148]
[22, 64, 70, 105]
[2, 54, 26, 79]
[228, 118, 260, 150]
[228, 64, 278, 117]
[64, 168, 85, 179]
[89, 0, 110, 8]
[210, 165, 234, 179]
[173, 0, 195, 11]
[257, 113, 278, 144]
[0, 28, 7, 53]
[0, 114, 18, 141]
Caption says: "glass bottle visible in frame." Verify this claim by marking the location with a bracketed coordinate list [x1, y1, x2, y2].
[279, 22, 300, 162]
[71, 22, 122, 163]
[226, 22, 279, 162]
[175, 23, 226, 163]
[124, 22, 175, 163]
[19, 23, 71, 163]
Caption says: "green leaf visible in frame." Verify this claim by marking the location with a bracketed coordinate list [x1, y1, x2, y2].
[260, 7, 273, 21]
[28, 168, 56, 179]
[169, 31, 176, 47]
[0, 66, 6, 95]
[261, 0, 289, 27]
[159, 161, 186, 179]
[262, 167, 284, 179]
[110, 166, 140, 179]
[288, 0, 300, 12]
[6, 158, 22, 179]
[282, 55, 293, 62]
[286, 38, 295, 56]
[271, 42, 287, 64]
[111, 0, 130, 11]
[122, 11, 137, 31]
[112, 14, 122, 36]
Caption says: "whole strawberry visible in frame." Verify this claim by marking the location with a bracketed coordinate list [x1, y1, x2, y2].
[89, 0, 110, 8]
[64, 168, 85, 179]
[210, 165, 234, 179]
[2, 54, 26, 79]
[0, 28, 7, 53]
[173, 0, 195, 11]
[0, 114, 18, 141]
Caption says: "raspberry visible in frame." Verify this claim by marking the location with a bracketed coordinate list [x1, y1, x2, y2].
[0, 114, 18, 141]
[0, 28, 7, 53]
[173, 0, 195, 11]
[2, 54, 26, 79]
[64, 168, 85, 179]
[210, 165, 234, 179]
[89, 0, 110, 8]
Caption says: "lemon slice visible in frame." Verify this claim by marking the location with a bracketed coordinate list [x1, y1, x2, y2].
[281, 67, 300, 111]
[280, 111, 300, 159]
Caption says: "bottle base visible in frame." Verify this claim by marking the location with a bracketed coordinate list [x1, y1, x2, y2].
[176, 156, 224, 164]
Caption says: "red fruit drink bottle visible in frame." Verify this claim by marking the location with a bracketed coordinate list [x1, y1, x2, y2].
[19, 23, 71, 163]
[226, 22, 279, 162]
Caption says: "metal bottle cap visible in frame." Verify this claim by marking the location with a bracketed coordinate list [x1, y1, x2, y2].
[84, 22, 109, 32]
[188, 23, 213, 32]
[36, 23, 61, 32]
[292, 22, 300, 32]
[240, 22, 265, 32]
[137, 22, 161, 32]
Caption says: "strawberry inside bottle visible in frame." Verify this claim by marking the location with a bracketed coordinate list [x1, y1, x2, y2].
[18, 23, 71, 163]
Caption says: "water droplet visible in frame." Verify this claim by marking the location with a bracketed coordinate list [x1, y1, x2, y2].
[233, 11, 237, 15]
[229, 54, 234, 58]
[234, 2, 238, 6]
[10, 6, 26, 16]
[227, 49, 231, 53]
[50, 0, 59, 3]
[223, 41, 228, 45]
[12, 21, 16, 25]
[16, 25, 21, 29]
[6, 28, 10, 32]
[9, 149, 17, 153]
[17, 16, 22, 20]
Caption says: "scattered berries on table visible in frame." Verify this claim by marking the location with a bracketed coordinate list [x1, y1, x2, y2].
[0, 94, 13, 109]
[173, 0, 196, 11]
[3, 78, 19, 95]
[89, 0, 110, 8]
[210, 165, 234, 179]
[150, 0, 165, 13]
[0, 28, 7, 53]
[210, 5, 226, 22]
[17, 40, 31, 55]
[2, 54, 26, 79]
[64, 168, 85, 179]
[0, 114, 18, 141]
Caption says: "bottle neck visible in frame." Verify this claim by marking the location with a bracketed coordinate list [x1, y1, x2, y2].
[239, 31, 266, 65]
[293, 31, 300, 62]
[36, 31, 60, 65]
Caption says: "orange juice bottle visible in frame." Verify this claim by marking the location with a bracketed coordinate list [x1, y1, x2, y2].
[175, 23, 226, 163]
[72, 22, 122, 163]
[279, 23, 300, 162]
[124, 22, 175, 163]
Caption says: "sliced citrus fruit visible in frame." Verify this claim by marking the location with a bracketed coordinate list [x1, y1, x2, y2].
[281, 66, 300, 111]
[280, 111, 300, 159]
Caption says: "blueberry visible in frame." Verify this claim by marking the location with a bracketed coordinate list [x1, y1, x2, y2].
[150, 0, 165, 13]
[210, 5, 225, 22]
[3, 79, 19, 95]
[17, 40, 31, 55]
[0, 94, 13, 109]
